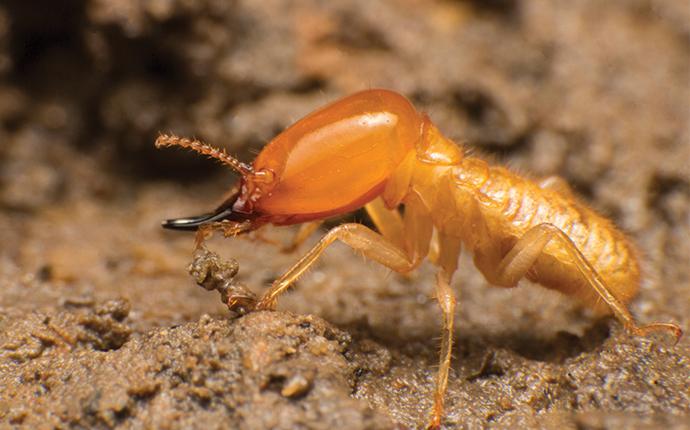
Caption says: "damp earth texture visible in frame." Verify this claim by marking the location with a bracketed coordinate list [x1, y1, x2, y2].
[0, 1, 689, 429]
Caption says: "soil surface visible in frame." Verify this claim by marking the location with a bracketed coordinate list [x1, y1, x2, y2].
[1, 1, 689, 429]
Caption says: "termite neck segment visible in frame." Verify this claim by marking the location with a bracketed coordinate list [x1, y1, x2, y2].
[416, 115, 464, 165]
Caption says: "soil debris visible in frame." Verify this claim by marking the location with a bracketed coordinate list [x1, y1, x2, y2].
[0, 0, 688, 428]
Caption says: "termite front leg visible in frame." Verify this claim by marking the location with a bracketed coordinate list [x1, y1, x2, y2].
[476, 223, 682, 343]
[255, 223, 415, 310]
[262, 205, 393, 255]
[194, 220, 252, 249]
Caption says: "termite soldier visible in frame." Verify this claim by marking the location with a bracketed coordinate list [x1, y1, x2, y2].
[157, 89, 682, 429]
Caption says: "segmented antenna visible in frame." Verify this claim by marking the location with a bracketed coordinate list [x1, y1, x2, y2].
[155, 133, 253, 176]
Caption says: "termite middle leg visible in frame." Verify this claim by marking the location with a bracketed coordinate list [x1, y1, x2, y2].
[255, 223, 415, 310]
[427, 233, 462, 430]
[475, 223, 682, 342]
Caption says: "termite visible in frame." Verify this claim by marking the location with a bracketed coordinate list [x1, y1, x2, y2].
[156, 89, 682, 429]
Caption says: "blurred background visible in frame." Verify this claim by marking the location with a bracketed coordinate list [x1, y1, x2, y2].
[1, 1, 689, 428]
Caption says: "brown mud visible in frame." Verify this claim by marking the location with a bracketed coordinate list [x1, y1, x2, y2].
[1, 1, 689, 429]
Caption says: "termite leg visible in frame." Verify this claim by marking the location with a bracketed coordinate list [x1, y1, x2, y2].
[402, 191, 434, 264]
[255, 223, 415, 310]
[365, 197, 405, 249]
[428, 233, 462, 430]
[194, 220, 252, 249]
[427, 230, 441, 266]
[195, 223, 216, 249]
[478, 223, 682, 343]
[280, 195, 412, 255]
[282, 221, 323, 253]
[428, 270, 455, 430]
[258, 192, 435, 310]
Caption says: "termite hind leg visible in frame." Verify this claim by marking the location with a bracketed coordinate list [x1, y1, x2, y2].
[255, 223, 415, 310]
[477, 223, 682, 343]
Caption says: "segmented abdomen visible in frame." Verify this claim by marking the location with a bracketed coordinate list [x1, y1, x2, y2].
[456, 160, 640, 307]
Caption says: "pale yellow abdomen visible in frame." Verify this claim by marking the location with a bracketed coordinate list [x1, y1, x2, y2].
[419, 159, 641, 313]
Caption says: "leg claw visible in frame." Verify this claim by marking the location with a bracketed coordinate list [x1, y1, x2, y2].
[255, 296, 277, 311]
[629, 322, 683, 345]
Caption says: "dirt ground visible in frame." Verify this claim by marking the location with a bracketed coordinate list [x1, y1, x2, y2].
[1, 0, 689, 429]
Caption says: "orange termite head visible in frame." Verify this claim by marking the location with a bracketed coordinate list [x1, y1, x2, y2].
[162, 89, 425, 232]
